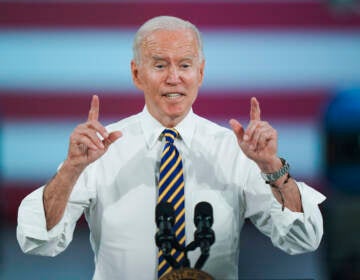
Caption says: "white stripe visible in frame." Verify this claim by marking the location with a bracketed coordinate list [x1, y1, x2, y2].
[203, 30, 360, 91]
[1, 29, 360, 92]
[2, 120, 75, 181]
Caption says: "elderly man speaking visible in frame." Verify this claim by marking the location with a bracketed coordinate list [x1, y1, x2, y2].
[17, 16, 325, 280]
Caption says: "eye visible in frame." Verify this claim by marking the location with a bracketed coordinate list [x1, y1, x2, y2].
[180, 63, 191, 69]
[155, 64, 165, 69]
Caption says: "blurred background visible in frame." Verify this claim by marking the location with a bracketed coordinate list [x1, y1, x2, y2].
[1, 0, 360, 279]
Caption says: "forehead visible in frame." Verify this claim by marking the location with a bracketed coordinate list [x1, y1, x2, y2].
[140, 29, 199, 60]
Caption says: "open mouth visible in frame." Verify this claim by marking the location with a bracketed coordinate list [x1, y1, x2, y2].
[162, 93, 185, 99]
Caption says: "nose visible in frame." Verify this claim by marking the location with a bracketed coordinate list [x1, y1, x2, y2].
[166, 66, 181, 85]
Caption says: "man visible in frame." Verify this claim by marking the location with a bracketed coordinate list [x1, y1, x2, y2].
[17, 16, 325, 279]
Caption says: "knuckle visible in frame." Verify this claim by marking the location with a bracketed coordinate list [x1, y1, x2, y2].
[69, 135, 76, 143]
[74, 124, 83, 132]
[87, 120, 95, 127]
[258, 121, 267, 128]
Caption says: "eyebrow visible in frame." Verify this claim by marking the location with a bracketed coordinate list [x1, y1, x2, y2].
[151, 55, 196, 62]
[151, 56, 166, 61]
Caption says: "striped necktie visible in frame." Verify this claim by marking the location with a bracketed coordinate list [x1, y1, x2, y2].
[157, 128, 185, 279]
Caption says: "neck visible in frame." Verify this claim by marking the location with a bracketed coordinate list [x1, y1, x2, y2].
[148, 108, 191, 128]
[161, 117, 184, 128]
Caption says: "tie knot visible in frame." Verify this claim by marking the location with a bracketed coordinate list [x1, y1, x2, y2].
[162, 128, 179, 144]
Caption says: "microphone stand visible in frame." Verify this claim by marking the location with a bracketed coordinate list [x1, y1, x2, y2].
[155, 201, 215, 279]
[194, 239, 211, 270]
[157, 232, 181, 269]
[183, 227, 215, 270]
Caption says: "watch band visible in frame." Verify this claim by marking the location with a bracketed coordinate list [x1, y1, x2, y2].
[260, 158, 290, 184]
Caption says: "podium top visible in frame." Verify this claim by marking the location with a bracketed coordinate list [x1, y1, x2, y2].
[160, 268, 214, 280]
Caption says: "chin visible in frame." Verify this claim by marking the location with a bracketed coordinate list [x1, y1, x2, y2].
[167, 109, 187, 119]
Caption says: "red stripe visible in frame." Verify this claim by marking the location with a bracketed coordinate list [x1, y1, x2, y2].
[1, 182, 88, 225]
[1, 2, 360, 29]
[0, 90, 332, 120]
[1, 184, 38, 224]
[195, 91, 332, 121]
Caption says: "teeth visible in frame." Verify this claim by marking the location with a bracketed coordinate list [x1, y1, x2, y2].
[165, 93, 181, 99]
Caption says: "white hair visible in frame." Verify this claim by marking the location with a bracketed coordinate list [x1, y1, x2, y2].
[132, 16, 204, 64]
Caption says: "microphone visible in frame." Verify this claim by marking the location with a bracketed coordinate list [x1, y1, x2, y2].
[155, 202, 181, 269]
[194, 201, 214, 230]
[193, 202, 215, 269]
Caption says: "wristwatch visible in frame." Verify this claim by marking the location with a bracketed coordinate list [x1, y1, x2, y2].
[260, 158, 290, 183]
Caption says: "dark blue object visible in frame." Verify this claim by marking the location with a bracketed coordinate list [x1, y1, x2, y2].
[324, 89, 360, 193]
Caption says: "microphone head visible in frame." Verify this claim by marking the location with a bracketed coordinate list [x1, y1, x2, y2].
[156, 201, 175, 227]
[194, 201, 213, 227]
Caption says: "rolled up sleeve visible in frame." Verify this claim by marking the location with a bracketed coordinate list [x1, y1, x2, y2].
[243, 162, 326, 255]
[268, 182, 326, 254]
[16, 172, 94, 257]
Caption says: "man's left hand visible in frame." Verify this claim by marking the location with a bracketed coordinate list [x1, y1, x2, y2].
[229, 97, 282, 173]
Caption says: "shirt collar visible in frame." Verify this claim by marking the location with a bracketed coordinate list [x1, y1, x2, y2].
[175, 109, 195, 149]
[140, 106, 196, 149]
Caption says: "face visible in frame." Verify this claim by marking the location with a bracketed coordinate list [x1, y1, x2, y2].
[131, 29, 205, 127]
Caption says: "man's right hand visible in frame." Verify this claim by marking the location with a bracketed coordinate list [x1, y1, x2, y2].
[43, 95, 122, 230]
[65, 95, 122, 174]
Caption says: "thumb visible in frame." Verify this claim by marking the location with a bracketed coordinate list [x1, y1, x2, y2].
[229, 119, 245, 143]
[103, 131, 122, 148]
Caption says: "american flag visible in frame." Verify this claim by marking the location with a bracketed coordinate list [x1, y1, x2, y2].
[1, 1, 360, 222]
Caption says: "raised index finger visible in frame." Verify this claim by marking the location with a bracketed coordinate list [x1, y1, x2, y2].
[250, 97, 261, 121]
[88, 95, 99, 121]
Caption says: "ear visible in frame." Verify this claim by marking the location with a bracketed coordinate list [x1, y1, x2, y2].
[198, 60, 205, 87]
[131, 60, 143, 91]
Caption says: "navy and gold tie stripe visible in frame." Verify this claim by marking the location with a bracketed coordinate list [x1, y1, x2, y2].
[157, 128, 185, 279]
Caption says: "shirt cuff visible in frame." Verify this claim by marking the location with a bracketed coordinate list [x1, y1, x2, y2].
[297, 181, 326, 220]
[17, 186, 66, 241]
[270, 181, 326, 236]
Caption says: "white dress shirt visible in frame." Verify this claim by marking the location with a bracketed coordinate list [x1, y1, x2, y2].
[17, 107, 326, 280]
